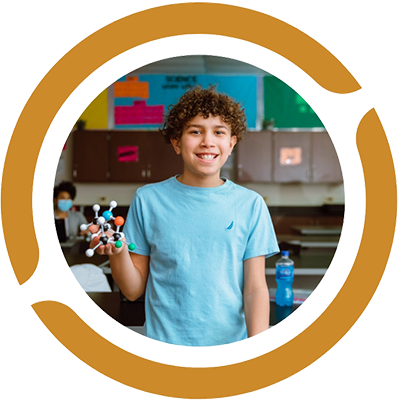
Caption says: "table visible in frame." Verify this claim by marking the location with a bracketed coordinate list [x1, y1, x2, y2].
[291, 225, 342, 235]
[278, 233, 340, 249]
[64, 252, 106, 267]
[61, 238, 90, 254]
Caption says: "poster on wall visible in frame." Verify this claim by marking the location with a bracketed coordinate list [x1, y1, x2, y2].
[110, 74, 258, 129]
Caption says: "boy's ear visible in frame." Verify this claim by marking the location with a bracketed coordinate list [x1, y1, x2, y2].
[229, 135, 237, 155]
[170, 138, 181, 155]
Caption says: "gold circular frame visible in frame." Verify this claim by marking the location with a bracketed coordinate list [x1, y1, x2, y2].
[1, 4, 396, 398]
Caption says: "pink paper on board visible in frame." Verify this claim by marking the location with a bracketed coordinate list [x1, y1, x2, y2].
[118, 146, 138, 162]
[115, 100, 164, 125]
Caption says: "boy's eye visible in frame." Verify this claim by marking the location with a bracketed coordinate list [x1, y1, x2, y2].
[190, 130, 201, 134]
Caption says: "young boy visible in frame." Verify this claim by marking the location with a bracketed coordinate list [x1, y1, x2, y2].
[91, 86, 279, 346]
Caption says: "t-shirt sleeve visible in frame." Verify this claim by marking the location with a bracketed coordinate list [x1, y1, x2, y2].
[122, 191, 150, 256]
[243, 195, 280, 260]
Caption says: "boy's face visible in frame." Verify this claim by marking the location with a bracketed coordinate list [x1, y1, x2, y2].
[170, 114, 237, 186]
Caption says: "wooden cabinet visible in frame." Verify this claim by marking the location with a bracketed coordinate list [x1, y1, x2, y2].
[108, 130, 148, 182]
[236, 130, 342, 183]
[236, 131, 273, 182]
[311, 132, 342, 182]
[108, 131, 183, 183]
[72, 130, 109, 182]
[72, 130, 342, 184]
[73, 130, 183, 183]
[273, 132, 311, 183]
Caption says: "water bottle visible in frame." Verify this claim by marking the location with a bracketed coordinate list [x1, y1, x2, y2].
[275, 250, 294, 307]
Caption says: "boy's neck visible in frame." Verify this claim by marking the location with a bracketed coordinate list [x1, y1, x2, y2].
[176, 173, 225, 188]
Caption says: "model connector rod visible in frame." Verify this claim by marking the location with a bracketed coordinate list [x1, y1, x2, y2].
[80, 201, 136, 257]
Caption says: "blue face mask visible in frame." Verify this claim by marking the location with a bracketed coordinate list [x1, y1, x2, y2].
[58, 199, 73, 212]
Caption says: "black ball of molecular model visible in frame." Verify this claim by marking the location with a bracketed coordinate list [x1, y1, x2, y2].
[81, 201, 136, 257]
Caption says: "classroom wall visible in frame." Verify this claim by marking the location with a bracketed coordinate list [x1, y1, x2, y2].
[55, 72, 345, 207]
[56, 133, 344, 207]
[73, 181, 344, 207]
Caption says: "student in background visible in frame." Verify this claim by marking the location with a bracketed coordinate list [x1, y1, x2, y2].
[54, 181, 87, 241]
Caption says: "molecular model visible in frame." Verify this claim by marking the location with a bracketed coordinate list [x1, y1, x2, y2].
[80, 200, 136, 257]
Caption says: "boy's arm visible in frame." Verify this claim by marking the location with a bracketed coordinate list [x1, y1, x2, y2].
[91, 234, 149, 301]
[109, 249, 149, 301]
[243, 255, 270, 337]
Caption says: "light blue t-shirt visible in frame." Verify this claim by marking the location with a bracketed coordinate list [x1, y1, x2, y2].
[123, 176, 279, 346]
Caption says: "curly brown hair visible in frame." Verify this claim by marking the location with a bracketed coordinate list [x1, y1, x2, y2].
[160, 85, 247, 144]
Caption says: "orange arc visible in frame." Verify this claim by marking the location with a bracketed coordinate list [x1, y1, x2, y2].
[2, 3, 361, 286]
[31, 109, 396, 399]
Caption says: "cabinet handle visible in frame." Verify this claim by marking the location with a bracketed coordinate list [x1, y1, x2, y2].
[147, 169, 151, 178]
[142, 169, 146, 178]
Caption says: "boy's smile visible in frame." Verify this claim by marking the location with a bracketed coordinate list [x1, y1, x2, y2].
[170, 114, 237, 187]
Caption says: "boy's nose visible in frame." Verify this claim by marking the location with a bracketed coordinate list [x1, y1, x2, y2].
[200, 131, 215, 147]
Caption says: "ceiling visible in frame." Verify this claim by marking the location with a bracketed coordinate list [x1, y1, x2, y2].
[131, 55, 271, 75]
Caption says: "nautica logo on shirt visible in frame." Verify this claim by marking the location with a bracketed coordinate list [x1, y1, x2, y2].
[226, 221, 234, 230]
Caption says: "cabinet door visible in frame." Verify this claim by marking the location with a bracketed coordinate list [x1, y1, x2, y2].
[72, 130, 109, 182]
[109, 131, 183, 183]
[109, 131, 150, 182]
[145, 134, 183, 182]
[273, 132, 311, 182]
[311, 132, 342, 182]
[236, 131, 272, 182]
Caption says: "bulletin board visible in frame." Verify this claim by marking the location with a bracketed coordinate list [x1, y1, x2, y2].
[263, 76, 325, 128]
[110, 74, 258, 129]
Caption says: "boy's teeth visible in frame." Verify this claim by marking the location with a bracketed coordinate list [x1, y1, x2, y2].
[199, 154, 215, 160]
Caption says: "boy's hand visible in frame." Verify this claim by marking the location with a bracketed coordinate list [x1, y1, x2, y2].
[88, 226, 124, 256]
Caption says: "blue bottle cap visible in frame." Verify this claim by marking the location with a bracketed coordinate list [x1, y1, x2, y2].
[281, 250, 289, 257]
